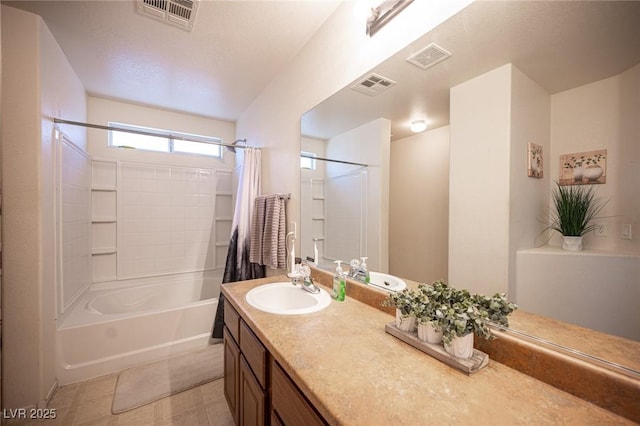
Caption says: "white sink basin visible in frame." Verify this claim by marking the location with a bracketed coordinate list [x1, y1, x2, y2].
[368, 272, 407, 292]
[245, 282, 331, 315]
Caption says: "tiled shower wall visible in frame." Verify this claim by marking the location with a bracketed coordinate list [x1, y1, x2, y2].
[116, 162, 232, 279]
[59, 134, 92, 313]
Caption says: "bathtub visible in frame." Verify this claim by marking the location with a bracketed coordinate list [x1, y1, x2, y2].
[56, 270, 222, 385]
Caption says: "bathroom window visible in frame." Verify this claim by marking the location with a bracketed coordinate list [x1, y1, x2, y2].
[108, 122, 223, 158]
[300, 152, 317, 170]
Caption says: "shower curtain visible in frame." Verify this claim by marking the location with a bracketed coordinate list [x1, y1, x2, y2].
[212, 147, 265, 339]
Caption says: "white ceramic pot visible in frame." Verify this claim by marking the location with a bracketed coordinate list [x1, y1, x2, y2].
[417, 322, 442, 344]
[562, 236, 583, 251]
[444, 333, 474, 359]
[573, 166, 584, 182]
[583, 165, 603, 181]
[396, 310, 416, 332]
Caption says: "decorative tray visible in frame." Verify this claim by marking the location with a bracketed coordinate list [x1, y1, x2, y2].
[385, 322, 489, 375]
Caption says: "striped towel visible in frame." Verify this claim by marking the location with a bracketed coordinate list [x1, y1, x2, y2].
[249, 194, 287, 269]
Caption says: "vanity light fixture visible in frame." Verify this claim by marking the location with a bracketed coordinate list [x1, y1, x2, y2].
[410, 120, 427, 133]
[366, 0, 414, 36]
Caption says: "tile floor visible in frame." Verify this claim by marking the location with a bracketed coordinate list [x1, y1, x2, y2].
[9, 372, 234, 426]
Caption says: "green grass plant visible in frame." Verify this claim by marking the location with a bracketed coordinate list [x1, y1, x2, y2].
[549, 181, 607, 237]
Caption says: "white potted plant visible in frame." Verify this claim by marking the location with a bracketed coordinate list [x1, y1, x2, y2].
[383, 281, 518, 360]
[547, 181, 608, 251]
[382, 288, 418, 332]
[414, 281, 450, 344]
[435, 287, 517, 359]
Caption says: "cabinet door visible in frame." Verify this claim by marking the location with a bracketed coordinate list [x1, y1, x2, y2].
[223, 327, 240, 424]
[271, 360, 326, 426]
[240, 356, 266, 426]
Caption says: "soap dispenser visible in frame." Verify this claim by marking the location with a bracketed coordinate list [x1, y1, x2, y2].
[360, 257, 370, 284]
[332, 260, 346, 301]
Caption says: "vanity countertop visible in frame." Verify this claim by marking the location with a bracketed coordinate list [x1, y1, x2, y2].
[222, 275, 634, 425]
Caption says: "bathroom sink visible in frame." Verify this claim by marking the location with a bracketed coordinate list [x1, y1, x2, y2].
[245, 282, 331, 315]
[368, 272, 407, 292]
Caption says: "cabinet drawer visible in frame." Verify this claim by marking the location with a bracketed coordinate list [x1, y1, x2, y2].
[240, 320, 268, 389]
[224, 301, 241, 343]
[271, 360, 326, 426]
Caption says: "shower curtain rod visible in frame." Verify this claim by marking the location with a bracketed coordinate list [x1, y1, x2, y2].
[300, 153, 368, 168]
[53, 118, 249, 150]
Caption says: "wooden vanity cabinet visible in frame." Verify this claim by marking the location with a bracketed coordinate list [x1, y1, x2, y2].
[271, 359, 326, 426]
[223, 301, 327, 425]
[224, 302, 269, 425]
[223, 327, 241, 424]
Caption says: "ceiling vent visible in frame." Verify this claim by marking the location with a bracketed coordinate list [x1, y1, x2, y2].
[406, 43, 451, 70]
[136, 0, 199, 31]
[350, 73, 397, 97]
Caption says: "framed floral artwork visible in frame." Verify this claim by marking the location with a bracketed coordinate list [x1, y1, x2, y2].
[559, 149, 606, 185]
[527, 143, 543, 178]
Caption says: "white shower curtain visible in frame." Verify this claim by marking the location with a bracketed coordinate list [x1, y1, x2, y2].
[212, 147, 264, 338]
[229, 147, 262, 278]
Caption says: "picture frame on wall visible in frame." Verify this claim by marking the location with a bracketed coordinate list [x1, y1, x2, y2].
[559, 149, 607, 185]
[527, 143, 543, 178]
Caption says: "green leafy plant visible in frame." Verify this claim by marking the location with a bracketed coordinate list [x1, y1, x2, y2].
[415, 280, 450, 327]
[384, 280, 518, 345]
[435, 291, 493, 345]
[472, 293, 518, 328]
[548, 181, 607, 237]
[382, 288, 419, 317]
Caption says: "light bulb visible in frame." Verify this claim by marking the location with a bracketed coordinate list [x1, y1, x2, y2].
[410, 120, 427, 133]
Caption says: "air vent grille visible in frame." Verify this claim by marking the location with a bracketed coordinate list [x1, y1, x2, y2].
[137, 0, 199, 31]
[350, 73, 397, 96]
[406, 43, 451, 70]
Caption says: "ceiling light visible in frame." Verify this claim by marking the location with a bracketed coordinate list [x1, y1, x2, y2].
[410, 120, 427, 133]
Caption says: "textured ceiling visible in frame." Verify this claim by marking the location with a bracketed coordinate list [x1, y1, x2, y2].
[5, 0, 342, 122]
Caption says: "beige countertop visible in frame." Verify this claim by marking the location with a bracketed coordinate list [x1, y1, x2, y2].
[222, 275, 634, 425]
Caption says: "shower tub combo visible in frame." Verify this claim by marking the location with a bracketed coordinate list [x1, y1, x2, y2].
[56, 271, 222, 385]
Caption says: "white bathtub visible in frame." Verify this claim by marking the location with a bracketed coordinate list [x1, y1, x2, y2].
[56, 271, 222, 385]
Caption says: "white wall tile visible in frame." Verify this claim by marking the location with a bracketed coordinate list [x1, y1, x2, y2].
[116, 161, 220, 278]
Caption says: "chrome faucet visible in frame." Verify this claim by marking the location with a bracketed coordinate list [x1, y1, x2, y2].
[348, 258, 360, 279]
[292, 263, 320, 294]
[348, 258, 369, 282]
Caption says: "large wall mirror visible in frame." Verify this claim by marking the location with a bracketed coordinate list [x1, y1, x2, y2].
[300, 1, 640, 376]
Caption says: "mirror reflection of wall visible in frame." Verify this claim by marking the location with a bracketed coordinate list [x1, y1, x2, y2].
[300, 0, 640, 375]
[389, 126, 450, 283]
[301, 118, 390, 272]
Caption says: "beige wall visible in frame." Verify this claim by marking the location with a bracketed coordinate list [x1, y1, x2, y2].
[507, 66, 551, 297]
[235, 0, 474, 267]
[550, 64, 640, 254]
[448, 64, 551, 296]
[390, 125, 450, 283]
[449, 60, 638, 298]
[1, 5, 86, 409]
[449, 64, 513, 295]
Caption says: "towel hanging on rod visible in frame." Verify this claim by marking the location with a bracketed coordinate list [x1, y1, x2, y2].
[249, 193, 289, 269]
[53, 118, 251, 151]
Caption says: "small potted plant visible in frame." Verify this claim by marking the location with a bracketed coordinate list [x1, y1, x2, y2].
[383, 281, 518, 360]
[382, 288, 418, 332]
[435, 291, 491, 359]
[414, 280, 451, 344]
[435, 287, 517, 359]
[546, 180, 608, 251]
[473, 292, 518, 328]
